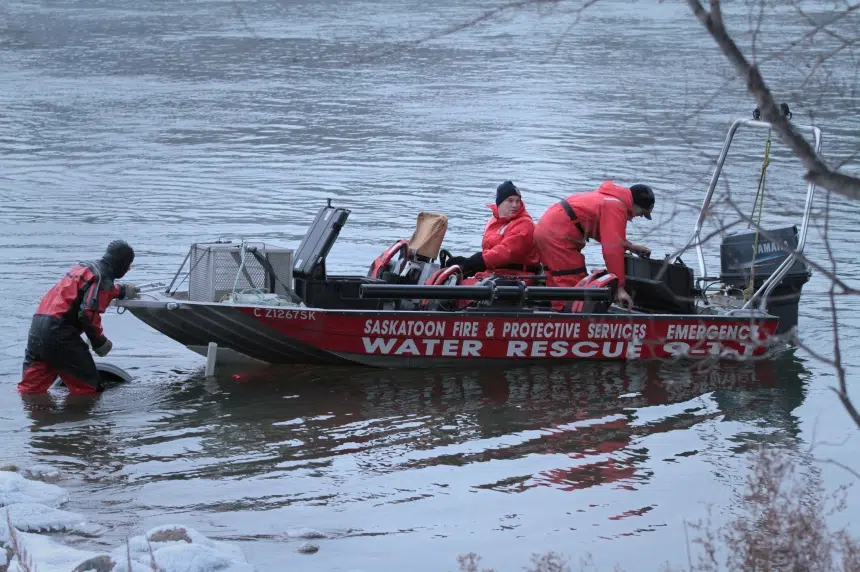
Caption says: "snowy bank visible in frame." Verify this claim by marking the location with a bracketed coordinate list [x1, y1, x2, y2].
[1, 469, 255, 572]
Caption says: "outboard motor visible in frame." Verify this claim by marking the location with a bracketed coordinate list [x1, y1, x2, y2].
[719, 225, 811, 334]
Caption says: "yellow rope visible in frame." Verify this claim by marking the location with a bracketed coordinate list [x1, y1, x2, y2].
[744, 132, 771, 302]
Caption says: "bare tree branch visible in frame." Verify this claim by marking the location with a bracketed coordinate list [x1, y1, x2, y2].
[749, 0, 767, 63]
[793, 2, 858, 45]
[816, 457, 860, 481]
[231, 0, 259, 39]
[550, 0, 602, 56]
[820, 187, 860, 428]
[353, 0, 566, 64]
[686, 0, 860, 202]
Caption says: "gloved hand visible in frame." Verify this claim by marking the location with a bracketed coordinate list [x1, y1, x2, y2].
[93, 338, 113, 357]
[628, 243, 651, 258]
[461, 252, 486, 274]
[443, 256, 467, 268]
[119, 283, 140, 300]
[616, 287, 634, 311]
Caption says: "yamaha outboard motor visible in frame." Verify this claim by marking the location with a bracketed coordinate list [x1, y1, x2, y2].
[719, 225, 811, 335]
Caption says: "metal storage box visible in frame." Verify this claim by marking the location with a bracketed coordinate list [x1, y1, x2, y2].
[188, 242, 294, 303]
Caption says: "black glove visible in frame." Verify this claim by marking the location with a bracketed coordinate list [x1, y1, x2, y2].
[93, 338, 113, 357]
[461, 252, 486, 274]
[118, 283, 140, 300]
[444, 256, 467, 268]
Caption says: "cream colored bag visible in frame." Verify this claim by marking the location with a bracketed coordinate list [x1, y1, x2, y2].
[408, 212, 448, 260]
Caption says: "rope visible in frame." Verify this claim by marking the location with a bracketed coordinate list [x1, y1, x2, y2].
[744, 131, 771, 302]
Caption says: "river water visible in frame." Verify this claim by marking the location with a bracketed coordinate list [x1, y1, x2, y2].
[1, 0, 858, 570]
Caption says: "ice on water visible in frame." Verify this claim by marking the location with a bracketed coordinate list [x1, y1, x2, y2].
[1, 468, 254, 572]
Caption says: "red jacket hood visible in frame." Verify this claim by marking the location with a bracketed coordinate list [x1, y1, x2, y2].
[597, 181, 633, 218]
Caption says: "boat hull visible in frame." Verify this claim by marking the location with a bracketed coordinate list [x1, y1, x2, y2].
[117, 299, 781, 368]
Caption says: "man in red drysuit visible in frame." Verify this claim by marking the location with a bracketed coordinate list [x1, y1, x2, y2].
[18, 240, 139, 394]
[533, 181, 654, 310]
[443, 180, 541, 278]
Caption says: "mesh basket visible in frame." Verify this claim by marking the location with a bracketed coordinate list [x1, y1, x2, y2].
[188, 242, 293, 302]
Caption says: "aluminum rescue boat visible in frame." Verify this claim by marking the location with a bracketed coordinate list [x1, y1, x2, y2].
[116, 114, 820, 368]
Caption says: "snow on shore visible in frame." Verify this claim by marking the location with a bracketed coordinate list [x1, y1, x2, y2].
[1, 468, 255, 572]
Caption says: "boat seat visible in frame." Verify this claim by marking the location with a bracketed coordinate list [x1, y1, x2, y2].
[561, 269, 618, 314]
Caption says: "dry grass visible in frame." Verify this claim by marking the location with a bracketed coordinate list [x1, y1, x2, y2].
[682, 445, 860, 572]
[5, 510, 35, 572]
[458, 551, 575, 572]
[457, 445, 860, 572]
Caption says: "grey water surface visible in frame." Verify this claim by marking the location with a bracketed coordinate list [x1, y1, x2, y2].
[1, 0, 859, 570]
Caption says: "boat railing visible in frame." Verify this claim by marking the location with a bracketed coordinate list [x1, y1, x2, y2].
[675, 114, 822, 314]
[359, 284, 612, 303]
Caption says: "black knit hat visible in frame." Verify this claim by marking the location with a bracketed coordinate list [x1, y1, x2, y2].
[102, 239, 135, 279]
[629, 184, 655, 219]
[496, 180, 521, 206]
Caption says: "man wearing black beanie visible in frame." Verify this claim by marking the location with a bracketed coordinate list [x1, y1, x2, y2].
[443, 180, 541, 278]
[533, 181, 654, 311]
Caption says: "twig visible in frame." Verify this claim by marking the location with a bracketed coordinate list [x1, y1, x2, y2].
[147, 535, 161, 571]
[352, 0, 565, 64]
[821, 181, 860, 429]
[793, 1, 858, 45]
[686, 0, 860, 201]
[816, 457, 860, 481]
[750, 0, 767, 63]
[6, 509, 37, 572]
[684, 520, 694, 571]
[550, 0, 602, 55]
[231, 0, 259, 39]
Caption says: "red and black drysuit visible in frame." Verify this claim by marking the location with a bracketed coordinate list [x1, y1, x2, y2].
[533, 181, 635, 310]
[19, 243, 134, 394]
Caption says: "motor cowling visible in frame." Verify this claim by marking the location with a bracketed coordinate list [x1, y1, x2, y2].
[719, 225, 809, 289]
[718, 225, 811, 335]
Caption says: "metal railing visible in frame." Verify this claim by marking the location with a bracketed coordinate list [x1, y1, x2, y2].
[675, 117, 823, 313]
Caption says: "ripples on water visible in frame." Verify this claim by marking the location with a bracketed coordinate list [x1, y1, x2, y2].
[0, 0, 858, 569]
[14, 356, 813, 568]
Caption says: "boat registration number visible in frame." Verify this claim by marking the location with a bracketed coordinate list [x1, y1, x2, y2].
[252, 308, 317, 321]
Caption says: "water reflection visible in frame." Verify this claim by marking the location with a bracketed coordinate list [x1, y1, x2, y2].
[17, 392, 128, 480]
[19, 352, 810, 512]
